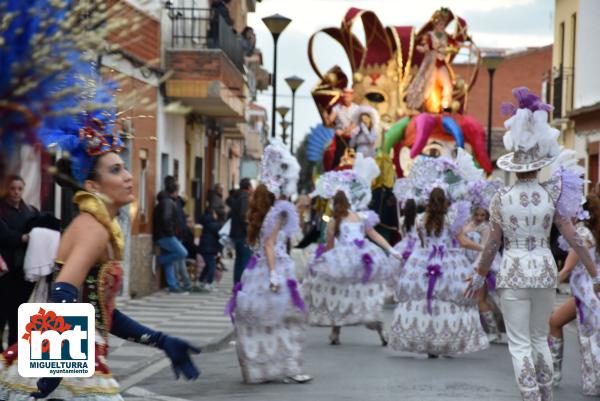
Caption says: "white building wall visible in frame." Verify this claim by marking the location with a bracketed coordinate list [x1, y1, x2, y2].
[574, 0, 600, 109]
[156, 98, 187, 195]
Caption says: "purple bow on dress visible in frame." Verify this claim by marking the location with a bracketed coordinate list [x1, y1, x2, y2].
[287, 279, 306, 311]
[315, 243, 326, 259]
[575, 296, 585, 325]
[362, 253, 374, 283]
[425, 264, 443, 314]
[246, 255, 258, 270]
[354, 239, 365, 248]
[224, 282, 243, 321]
[429, 245, 445, 261]
[486, 271, 497, 292]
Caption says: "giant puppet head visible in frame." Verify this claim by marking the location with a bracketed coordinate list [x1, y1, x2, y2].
[309, 8, 479, 128]
[308, 7, 491, 177]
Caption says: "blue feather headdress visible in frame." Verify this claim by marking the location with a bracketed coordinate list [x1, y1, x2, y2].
[0, 1, 124, 184]
[38, 61, 123, 184]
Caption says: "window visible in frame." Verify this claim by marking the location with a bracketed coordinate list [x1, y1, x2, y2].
[139, 149, 148, 222]
[174, 159, 179, 180]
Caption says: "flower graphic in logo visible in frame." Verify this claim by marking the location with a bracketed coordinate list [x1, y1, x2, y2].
[22, 308, 72, 352]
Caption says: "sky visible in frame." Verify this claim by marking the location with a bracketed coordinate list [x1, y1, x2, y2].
[247, 0, 554, 149]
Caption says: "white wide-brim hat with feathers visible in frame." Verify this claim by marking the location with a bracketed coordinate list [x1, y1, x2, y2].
[310, 153, 380, 210]
[496, 87, 560, 172]
[260, 138, 301, 198]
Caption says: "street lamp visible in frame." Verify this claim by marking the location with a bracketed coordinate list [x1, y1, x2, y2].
[277, 106, 290, 144]
[276, 106, 290, 120]
[263, 14, 292, 138]
[285, 75, 304, 153]
[280, 120, 291, 144]
[482, 54, 503, 159]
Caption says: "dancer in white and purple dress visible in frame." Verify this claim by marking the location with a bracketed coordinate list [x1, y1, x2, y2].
[226, 139, 311, 384]
[548, 195, 600, 395]
[389, 188, 489, 356]
[463, 207, 504, 343]
[304, 190, 402, 345]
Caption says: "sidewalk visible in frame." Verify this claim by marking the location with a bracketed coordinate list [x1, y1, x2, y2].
[107, 257, 235, 390]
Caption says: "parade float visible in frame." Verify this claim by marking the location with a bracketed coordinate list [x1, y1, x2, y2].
[304, 7, 493, 237]
[306, 7, 491, 174]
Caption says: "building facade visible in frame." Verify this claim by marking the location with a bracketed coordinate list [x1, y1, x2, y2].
[552, 0, 600, 191]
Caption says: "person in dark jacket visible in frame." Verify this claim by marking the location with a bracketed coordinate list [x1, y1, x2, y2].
[153, 176, 188, 293]
[198, 207, 222, 291]
[0, 175, 39, 351]
[173, 192, 193, 291]
[207, 183, 226, 224]
[227, 178, 252, 284]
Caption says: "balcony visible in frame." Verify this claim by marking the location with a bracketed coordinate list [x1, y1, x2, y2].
[552, 65, 575, 121]
[164, 5, 247, 119]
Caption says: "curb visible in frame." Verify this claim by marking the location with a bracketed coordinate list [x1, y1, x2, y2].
[117, 326, 234, 391]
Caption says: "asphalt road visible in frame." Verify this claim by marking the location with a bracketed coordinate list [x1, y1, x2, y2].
[124, 308, 591, 401]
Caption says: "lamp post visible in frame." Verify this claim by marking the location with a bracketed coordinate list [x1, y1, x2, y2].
[280, 120, 291, 144]
[276, 106, 290, 143]
[262, 14, 292, 138]
[285, 75, 304, 153]
[482, 54, 503, 159]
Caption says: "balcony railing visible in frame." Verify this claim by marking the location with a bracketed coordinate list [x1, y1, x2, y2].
[166, 5, 245, 73]
[552, 65, 574, 120]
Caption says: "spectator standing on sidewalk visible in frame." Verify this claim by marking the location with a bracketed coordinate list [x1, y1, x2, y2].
[227, 177, 252, 284]
[153, 176, 188, 293]
[0, 175, 39, 351]
[198, 207, 223, 292]
[207, 183, 226, 224]
[173, 188, 193, 291]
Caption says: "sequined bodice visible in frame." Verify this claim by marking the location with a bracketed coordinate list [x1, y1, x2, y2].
[336, 221, 366, 245]
[55, 260, 123, 341]
[495, 181, 555, 252]
[490, 180, 559, 288]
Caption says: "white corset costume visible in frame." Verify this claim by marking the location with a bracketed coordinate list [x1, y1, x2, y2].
[490, 179, 560, 289]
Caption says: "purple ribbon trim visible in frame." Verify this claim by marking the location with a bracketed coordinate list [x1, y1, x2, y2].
[402, 250, 413, 261]
[425, 264, 443, 314]
[246, 255, 258, 270]
[575, 296, 585, 325]
[287, 279, 306, 311]
[362, 253, 374, 283]
[428, 245, 445, 261]
[224, 282, 243, 321]
[315, 243, 326, 259]
[486, 271, 497, 292]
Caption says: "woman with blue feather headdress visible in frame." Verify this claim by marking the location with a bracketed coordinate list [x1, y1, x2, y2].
[0, 3, 202, 400]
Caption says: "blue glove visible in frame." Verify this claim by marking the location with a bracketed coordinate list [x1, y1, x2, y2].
[158, 335, 202, 380]
[31, 282, 79, 398]
[111, 309, 201, 380]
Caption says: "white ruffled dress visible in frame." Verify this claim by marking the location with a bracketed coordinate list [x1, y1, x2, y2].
[303, 211, 390, 326]
[228, 200, 307, 384]
[389, 202, 489, 355]
[562, 223, 600, 396]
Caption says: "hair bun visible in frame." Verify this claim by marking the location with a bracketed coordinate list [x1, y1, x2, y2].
[53, 157, 81, 191]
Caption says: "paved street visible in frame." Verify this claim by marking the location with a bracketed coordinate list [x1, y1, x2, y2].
[107, 260, 234, 385]
[120, 299, 589, 401]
